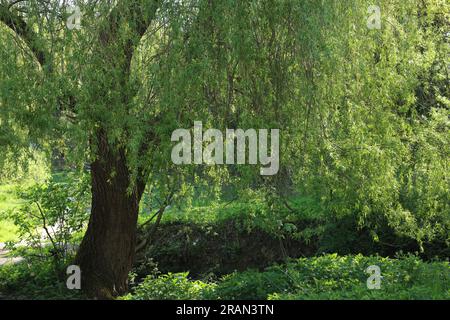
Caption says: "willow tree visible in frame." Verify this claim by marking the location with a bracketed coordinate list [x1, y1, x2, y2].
[1, 0, 448, 298]
[1, 0, 163, 298]
[0, 0, 300, 298]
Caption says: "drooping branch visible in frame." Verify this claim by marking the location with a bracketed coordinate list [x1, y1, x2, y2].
[0, 3, 47, 67]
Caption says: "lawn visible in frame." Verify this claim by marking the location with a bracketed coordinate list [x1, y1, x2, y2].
[0, 184, 22, 242]
[0, 172, 67, 243]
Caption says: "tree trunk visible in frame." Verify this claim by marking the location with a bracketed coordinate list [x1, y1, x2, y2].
[75, 131, 145, 299]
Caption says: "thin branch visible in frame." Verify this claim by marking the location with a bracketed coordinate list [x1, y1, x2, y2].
[34, 202, 59, 256]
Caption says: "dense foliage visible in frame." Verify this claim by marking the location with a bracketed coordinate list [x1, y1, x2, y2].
[124, 254, 449, 300]
[1, 0, 448, 249]
[0, 0, 448, 299]
[0, 257, 84, 300]
[1, 173, 90, 262]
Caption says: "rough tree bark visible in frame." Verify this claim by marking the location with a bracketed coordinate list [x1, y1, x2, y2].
[74, 131, 146, 299]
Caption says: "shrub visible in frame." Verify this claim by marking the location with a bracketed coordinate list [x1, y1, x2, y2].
[123, 272, 215, 300]
[256, 254, 446, 300]
[125, 254, 449, 300]
[0, 259, 83, 300]
[1, 173, 90, 263]
[202, 270, 291, 300]
[248, 254, 449, 300]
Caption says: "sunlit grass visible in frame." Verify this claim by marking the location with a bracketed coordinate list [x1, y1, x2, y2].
[0, 184, 22, 242]
[0, 220, 18, 242]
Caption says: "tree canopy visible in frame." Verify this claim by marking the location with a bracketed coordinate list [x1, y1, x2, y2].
[0, 0, 448, 297]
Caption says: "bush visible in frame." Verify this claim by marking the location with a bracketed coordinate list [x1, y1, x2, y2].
[216, 254, 450, 300]
[272, 254, 449, 300]
[125, 254, 449, 300]
[202, 270, 291, 300]
[2, 253, 447, 300]
[0, 259, 83, 300]
[1, 173, 90, 263]
[123, 272, 215, 300]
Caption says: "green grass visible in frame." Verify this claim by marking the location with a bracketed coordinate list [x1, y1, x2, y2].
[0, 184, 22, 242]
[0, 220, 18, 242]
